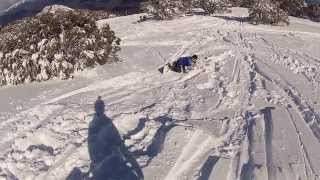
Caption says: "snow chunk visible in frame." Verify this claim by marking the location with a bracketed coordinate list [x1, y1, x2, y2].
[38, 5, 74, 16]
[54, 53, 63, 60]
[82, 50, 95, 59]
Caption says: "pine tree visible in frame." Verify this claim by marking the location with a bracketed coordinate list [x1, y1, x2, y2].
[279, 0, 304, 16]
[239, 0, 254, 8]
[147, 0, 182, 20]
[0, 7, 121, 86]
[249, 0, 289, 25]
[181, 0, 194, 13]
[147, 0, 229, 19]
[193, 0, 229, 14]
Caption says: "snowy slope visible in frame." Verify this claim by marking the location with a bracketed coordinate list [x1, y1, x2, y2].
[1, 7, 320, 180]
[0, 0, 142, 26]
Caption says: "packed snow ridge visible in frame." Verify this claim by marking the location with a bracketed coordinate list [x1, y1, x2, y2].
[0, 7, 320, 180]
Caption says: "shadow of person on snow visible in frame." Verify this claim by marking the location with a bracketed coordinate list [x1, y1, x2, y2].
[66, 96, 144, 180]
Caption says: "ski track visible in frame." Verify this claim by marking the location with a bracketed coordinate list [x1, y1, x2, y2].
[1, 8, 320, 180]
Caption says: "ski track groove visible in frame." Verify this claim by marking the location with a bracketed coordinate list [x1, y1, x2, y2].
[252, 57, 320, 178]
[285, 108, 315, 179]
[252, 53, 320, 143]
[0, 70, 187, 152]
[226, 19, 319, 179]
[36, 66, 208, 178]
[261, 108, 274, 180]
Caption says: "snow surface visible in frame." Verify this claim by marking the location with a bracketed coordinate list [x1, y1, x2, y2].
[1, 7, 320, 180]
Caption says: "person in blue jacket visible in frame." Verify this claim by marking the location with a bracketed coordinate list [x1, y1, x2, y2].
[170, 54, 198, 73]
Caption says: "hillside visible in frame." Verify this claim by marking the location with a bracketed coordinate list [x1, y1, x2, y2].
[0, 7, 320, 180]
[0, 0, 143, 26]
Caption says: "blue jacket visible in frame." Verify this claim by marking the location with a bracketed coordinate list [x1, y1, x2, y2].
[177, 56, 193, 67]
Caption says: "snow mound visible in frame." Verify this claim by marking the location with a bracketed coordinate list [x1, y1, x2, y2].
[37, 5, 74, 16]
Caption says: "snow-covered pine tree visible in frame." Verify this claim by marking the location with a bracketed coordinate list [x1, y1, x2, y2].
[249, 0, 289, 25]
[279, 0, 304, 16]
[193, 0, 229, 14]
[228, 0, 242, 7]
[147, 0, 182, 19]
[147, 0, 230, 19]
[0, 6, 121, 86]
[238, 0, 254, 8]
[181, 0, 194, 14]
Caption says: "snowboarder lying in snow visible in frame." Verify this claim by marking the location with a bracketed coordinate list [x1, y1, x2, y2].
[169, 54, 198, 73]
